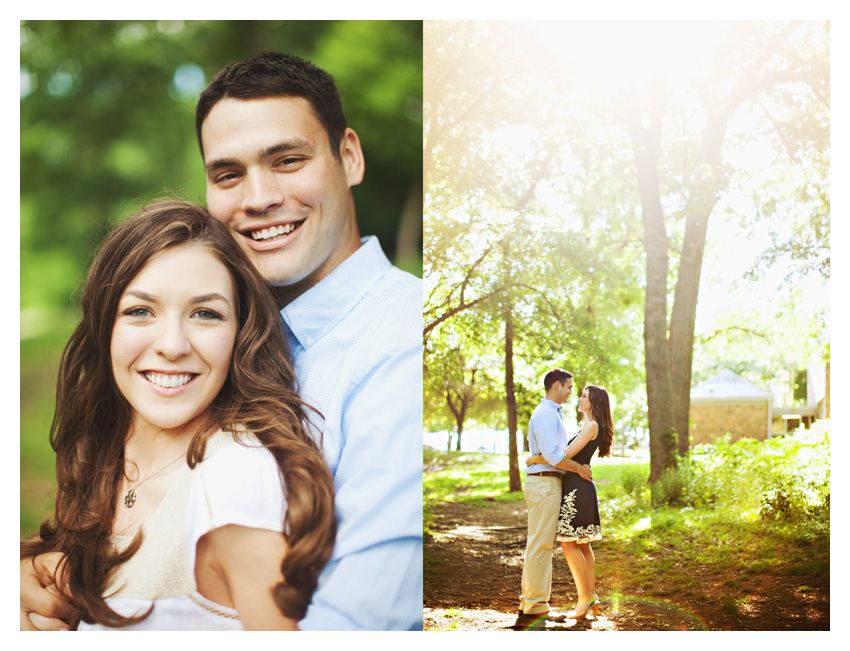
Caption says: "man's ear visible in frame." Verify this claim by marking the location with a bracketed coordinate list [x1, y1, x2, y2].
[339, 127, 365, 188]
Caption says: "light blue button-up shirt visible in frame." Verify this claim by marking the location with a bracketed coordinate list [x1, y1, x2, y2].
[279, 236, 423, 631]
[525, 399, 567, 476]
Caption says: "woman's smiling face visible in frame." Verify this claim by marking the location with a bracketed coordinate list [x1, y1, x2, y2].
[110, 243, 237, 436]
[578, 390, 592, 415]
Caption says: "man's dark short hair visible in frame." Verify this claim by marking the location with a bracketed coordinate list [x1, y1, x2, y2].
[195, 52, 348, 161]
[543, 369, 573, 392]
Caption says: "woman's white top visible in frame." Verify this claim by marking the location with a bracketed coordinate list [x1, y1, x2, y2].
[78, 429, 287, 631]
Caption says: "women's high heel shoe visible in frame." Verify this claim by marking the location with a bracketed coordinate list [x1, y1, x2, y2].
[566, 599, 594, 619]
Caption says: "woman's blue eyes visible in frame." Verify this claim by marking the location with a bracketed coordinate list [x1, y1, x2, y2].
[121, 307, 222, 320]
[193, 309, 222, 320]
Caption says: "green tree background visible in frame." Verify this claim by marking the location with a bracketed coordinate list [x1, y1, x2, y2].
[20, 20, 423, 535]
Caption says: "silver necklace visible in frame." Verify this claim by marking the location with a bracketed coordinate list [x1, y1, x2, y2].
[123, 452, 186, 508]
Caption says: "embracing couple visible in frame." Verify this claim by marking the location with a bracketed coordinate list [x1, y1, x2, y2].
[519, 369, 614, 622]
[20, 53, 421, 631]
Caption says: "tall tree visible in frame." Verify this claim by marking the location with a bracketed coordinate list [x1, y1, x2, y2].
[619, 21, 828, 480]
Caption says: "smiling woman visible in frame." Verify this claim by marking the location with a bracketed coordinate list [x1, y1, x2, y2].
[110, 244, 237, 437]
[20, 200, 336, 630]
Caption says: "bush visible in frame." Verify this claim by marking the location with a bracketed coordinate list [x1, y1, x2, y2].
[649, 423, 830, 522]
[651, 465, 689, 507]
[620, 463, 648, 496]
[759, 487, 794, 520]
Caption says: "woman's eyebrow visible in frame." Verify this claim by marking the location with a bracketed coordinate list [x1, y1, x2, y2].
[123, 290, 158, 302]
[121, 291, 230, 305]
[191, 293, 231, 305]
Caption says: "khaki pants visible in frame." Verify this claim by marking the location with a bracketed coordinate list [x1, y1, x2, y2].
[519, 474, 563, 615]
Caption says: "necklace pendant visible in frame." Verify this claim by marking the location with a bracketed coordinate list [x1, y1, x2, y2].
[124, 489, 137, 508]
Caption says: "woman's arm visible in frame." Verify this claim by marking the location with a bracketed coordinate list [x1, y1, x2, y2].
[528, 420, 598, 466]
[564, 420, 598, 458]
[195, 525, 297, 631]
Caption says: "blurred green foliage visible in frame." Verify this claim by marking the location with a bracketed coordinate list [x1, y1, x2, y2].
[20, 19, 422, 535]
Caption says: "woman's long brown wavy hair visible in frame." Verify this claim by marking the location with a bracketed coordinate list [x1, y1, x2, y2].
[585, 385, 614, 458]
[21, 200, 336, 627]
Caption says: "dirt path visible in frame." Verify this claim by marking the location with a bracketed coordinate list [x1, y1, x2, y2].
[424, 500, 829, 631]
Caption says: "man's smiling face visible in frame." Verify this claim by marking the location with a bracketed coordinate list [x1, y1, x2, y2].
[202, 96, 364, 294]
[558, 378, 573, 403]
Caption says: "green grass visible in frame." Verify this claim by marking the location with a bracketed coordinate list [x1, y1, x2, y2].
[721, 596, 744, 617]
[423, 450, 525, 504]
[423, 449, 526, 540]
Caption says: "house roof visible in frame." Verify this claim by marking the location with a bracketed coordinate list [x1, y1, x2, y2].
[691, 369, 771, 403]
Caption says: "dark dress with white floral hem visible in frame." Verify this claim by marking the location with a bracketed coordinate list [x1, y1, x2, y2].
[555, 428, 602, 543]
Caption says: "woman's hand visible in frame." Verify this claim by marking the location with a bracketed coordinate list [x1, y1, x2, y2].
[525, 454, 545, 466]
[20, 553, 72, 631]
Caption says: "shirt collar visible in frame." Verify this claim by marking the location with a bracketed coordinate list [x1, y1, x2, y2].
[540, 398, 562, 412]
[279, 236, 391, 351]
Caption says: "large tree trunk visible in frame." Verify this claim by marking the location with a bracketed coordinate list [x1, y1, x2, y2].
[505, 304, 521, 492]
[626, 84, 678, 483]
[669, 116, 725, 455]
[657, 180, 730, 463]
[663, 23, 802, 459]
[625, 27, 798, 473]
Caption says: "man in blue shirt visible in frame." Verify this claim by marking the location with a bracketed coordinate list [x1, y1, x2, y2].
[519, 369, 591, 620]
[22, 53, 421, 631]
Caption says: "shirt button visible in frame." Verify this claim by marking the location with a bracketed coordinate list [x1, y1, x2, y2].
[305, 336, 314, 347]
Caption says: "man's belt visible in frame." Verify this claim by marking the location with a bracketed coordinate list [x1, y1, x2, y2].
[527, 471, 561, 478]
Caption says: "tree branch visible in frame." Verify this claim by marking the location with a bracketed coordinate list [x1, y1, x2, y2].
[698, 325, 769, 343]
[424, 285, 510, 337]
